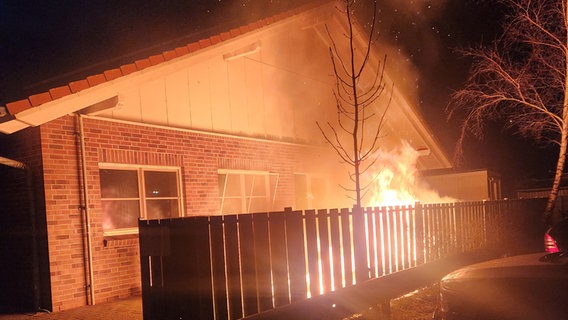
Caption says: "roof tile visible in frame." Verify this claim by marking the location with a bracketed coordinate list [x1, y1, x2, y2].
[104, 68, 123, 81]
[239, 25, 251, 34]
[69, 79, 90, 93]
[229, 28, 241, 38]
[6, 99, 32, 115]
[248, 21, 263, 30]
[149, 54, 165, 65]
[175, 45, 190, 56]
[120, 63, 138, 75]
[187, 42, 200, 53]
[29, 92, 52, 107]
[210, 35, 222, 45]
[219, 31, 232, 41]
[49, 86, 72, 100]
[87, 74, 106, 87]
[198, 38, 212, 49]
[135, 59, 152, 70]
[163, 50, 178, 61]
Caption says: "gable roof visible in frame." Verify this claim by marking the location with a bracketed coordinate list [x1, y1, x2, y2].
[0, 1, 327, 134]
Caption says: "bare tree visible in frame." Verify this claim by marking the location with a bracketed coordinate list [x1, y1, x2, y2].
[317, 0, 392, 209]
[448, 0, 568, 224]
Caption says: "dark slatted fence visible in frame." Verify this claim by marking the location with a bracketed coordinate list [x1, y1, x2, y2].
[139, 198, 546, 320]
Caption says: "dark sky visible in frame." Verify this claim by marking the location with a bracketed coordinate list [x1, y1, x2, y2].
[0, 0, 557, 195]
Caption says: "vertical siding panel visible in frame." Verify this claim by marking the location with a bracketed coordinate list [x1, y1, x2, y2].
[111, 86, 142, 122]
[227, 59, 248, 133]
[262, 67, 284, 138]
[188, 62, 213, 130]
[245, 53, 266, 136]
[140, 78, 168, 125]
[165, 70, 191, 127]
[210, 57, 232, 132]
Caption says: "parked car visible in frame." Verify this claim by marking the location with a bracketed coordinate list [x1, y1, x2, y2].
[433, 219, 568, 320]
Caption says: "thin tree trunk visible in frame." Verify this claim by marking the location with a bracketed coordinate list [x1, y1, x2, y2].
[546, 122, 568, 224]
[545, 8, 568, 225]
[347, 3, 361, 209]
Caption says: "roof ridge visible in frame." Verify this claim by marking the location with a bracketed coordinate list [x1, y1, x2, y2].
[3, 0, 329, 116]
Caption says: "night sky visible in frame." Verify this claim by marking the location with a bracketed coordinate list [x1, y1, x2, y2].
[0, 0, 557, 195]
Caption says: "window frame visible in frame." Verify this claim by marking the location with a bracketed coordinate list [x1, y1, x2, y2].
[294, 172, 329, 210]
[218, 169, 279, 215]
[99, 163, 184, 236]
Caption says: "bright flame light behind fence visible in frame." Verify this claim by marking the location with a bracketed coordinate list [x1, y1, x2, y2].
[303, 142, 458, 301]
[141, 198, 502, 320]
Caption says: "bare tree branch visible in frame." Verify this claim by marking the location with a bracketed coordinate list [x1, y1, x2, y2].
[449, 0, 568, 223]
[318, 0, 392, 208]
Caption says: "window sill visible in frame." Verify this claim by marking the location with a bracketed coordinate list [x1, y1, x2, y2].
[103, 227, 139, 245]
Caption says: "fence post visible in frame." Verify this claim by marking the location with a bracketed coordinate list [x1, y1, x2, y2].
[352, 206, 369, 284]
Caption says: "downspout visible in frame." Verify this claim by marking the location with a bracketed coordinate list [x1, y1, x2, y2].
[76, 114, 96, 305]
[0, 156, 41, 311]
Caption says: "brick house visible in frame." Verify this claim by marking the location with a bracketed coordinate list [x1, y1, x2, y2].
[0, 1, 452, 313]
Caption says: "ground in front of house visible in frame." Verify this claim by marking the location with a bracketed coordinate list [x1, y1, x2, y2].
[0, 286, 437, 320]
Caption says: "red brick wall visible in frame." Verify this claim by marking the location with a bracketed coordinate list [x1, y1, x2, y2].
[39, 115, 331, 311]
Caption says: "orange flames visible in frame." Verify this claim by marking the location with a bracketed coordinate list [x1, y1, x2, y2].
[365, 141, 455, 207]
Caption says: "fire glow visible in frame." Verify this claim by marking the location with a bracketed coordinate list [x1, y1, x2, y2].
[365, 141, 455, 207]
[302, 141, 459, 298]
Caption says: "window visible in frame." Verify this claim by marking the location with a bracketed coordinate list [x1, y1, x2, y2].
[99, 165, 183, 235]
[218, 170, 279, 214]
[294, 173, 328, 210]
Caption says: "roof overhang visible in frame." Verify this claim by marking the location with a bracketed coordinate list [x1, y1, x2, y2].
[0, 92, 119, 134]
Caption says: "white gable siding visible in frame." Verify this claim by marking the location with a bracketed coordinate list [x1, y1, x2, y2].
[165, 69, 191, 128]
[140, 78, 168, 125]
[188, 62, 213, 130]
[210, 56, 232, 132]
[90, 2, 450, 169]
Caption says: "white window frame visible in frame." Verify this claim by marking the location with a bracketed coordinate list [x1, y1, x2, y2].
[99, 163, 184, 236]
[218, 169, 279, 215]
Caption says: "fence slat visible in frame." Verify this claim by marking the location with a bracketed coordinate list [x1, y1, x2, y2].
[328, 209, 343, 290]
[253, 213, 273, 312]
[305, 209, 320, 297]
[317, 209, 332, 294]
[414, 203, 425, 266]
[210, 216, 228, 320]
[340, 208, 354, 286]
[239, 214, 259, 316]
[285, 209, 307, 302]
[268, 211, 289, 307]
[376, 207, 386, 276]
[224, 215, 243, 320]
